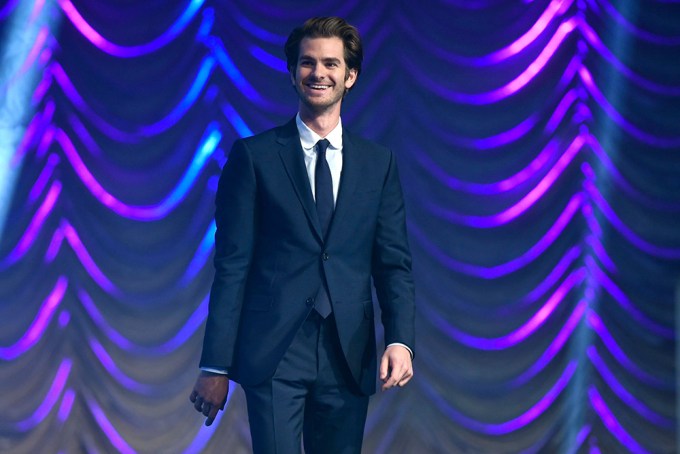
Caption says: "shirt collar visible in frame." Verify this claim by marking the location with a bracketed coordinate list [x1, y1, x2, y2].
[296, 113, 343, 150]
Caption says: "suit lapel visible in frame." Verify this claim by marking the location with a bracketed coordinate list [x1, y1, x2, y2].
[328, 129, 360, 239]
[277, 120, 324, 242]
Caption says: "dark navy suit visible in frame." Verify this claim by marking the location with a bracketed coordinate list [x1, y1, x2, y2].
[199, 118, 415, 451]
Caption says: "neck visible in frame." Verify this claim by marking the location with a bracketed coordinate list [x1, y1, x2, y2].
[298, 104, 341, 137]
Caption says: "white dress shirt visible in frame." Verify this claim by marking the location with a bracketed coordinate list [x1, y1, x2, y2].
[296, 113, 343, 204]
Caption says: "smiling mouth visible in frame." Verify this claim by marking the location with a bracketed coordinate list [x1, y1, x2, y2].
[306, 83, 331, 90]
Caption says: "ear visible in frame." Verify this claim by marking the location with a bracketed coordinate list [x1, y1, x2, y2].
[344, 68, 358, 90]
[289, 68, 296, 86]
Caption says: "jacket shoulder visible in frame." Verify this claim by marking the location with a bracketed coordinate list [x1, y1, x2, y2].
[235, 121, 295, 151]
[345, 129, 390, 153]
[344, 130, 394, 171]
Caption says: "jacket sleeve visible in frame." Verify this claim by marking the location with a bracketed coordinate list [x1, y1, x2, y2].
[199, 139, 257, 370]
[371, 150, 416, 357]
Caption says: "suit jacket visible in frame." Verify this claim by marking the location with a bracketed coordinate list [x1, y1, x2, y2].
[199, 118, 415, 396]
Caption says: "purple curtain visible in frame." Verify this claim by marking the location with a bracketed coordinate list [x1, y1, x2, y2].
[1, 0, 678, 452]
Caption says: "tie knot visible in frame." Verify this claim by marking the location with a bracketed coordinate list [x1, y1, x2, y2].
[316, 139, 330, 156]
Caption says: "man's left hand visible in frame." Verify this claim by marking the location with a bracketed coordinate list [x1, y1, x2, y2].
[379, 345, 413, 391]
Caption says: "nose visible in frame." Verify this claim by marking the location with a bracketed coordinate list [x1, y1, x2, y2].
[309, 64, 326, 80]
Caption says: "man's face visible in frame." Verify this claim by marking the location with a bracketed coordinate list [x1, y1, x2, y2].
[291, 36, 357, 115]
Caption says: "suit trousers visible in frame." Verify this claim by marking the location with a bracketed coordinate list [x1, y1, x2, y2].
[242, 311, 370, 454]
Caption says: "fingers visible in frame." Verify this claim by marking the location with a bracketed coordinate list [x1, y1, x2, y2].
[191, 392, 221, 426]
[382, 365, 413, 390]
[380, 349, 414, 391]
[379, 354, 389, 381]
[205, 404, 220, 426]
[381, 366, 403, 390]
[193, 395, 205, 412]
[382, 368, 398, 390]
[190, 374, 230, 426]
[190, 391, 213, 415]
[397, 368, 413, 387]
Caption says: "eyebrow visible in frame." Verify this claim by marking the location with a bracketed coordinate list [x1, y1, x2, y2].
[299, 55, 342, 64]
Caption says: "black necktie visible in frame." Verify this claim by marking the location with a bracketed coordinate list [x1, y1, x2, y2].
[314, 139, 333, 317]
[315, 139, 333, 238]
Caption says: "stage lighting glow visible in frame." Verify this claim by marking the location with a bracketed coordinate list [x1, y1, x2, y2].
[0, 0, 60, 238]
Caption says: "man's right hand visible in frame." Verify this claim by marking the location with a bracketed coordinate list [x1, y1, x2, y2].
[189, 371, 230, 426]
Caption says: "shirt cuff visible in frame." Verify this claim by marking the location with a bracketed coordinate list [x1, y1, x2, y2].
[200, 367, 229, 375]
[386, 342, 413, 359]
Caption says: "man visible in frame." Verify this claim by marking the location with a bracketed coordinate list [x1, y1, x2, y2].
[190, 17, 415, 454]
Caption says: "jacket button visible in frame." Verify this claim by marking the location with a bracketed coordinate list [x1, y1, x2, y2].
[322, 253, 329, 261]
[306, 297, 314, 306]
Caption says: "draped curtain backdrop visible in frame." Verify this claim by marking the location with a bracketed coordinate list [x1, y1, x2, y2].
[1, 0, 678, 452]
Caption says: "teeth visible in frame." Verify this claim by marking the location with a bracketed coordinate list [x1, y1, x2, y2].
[309, 84, 329, 89]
